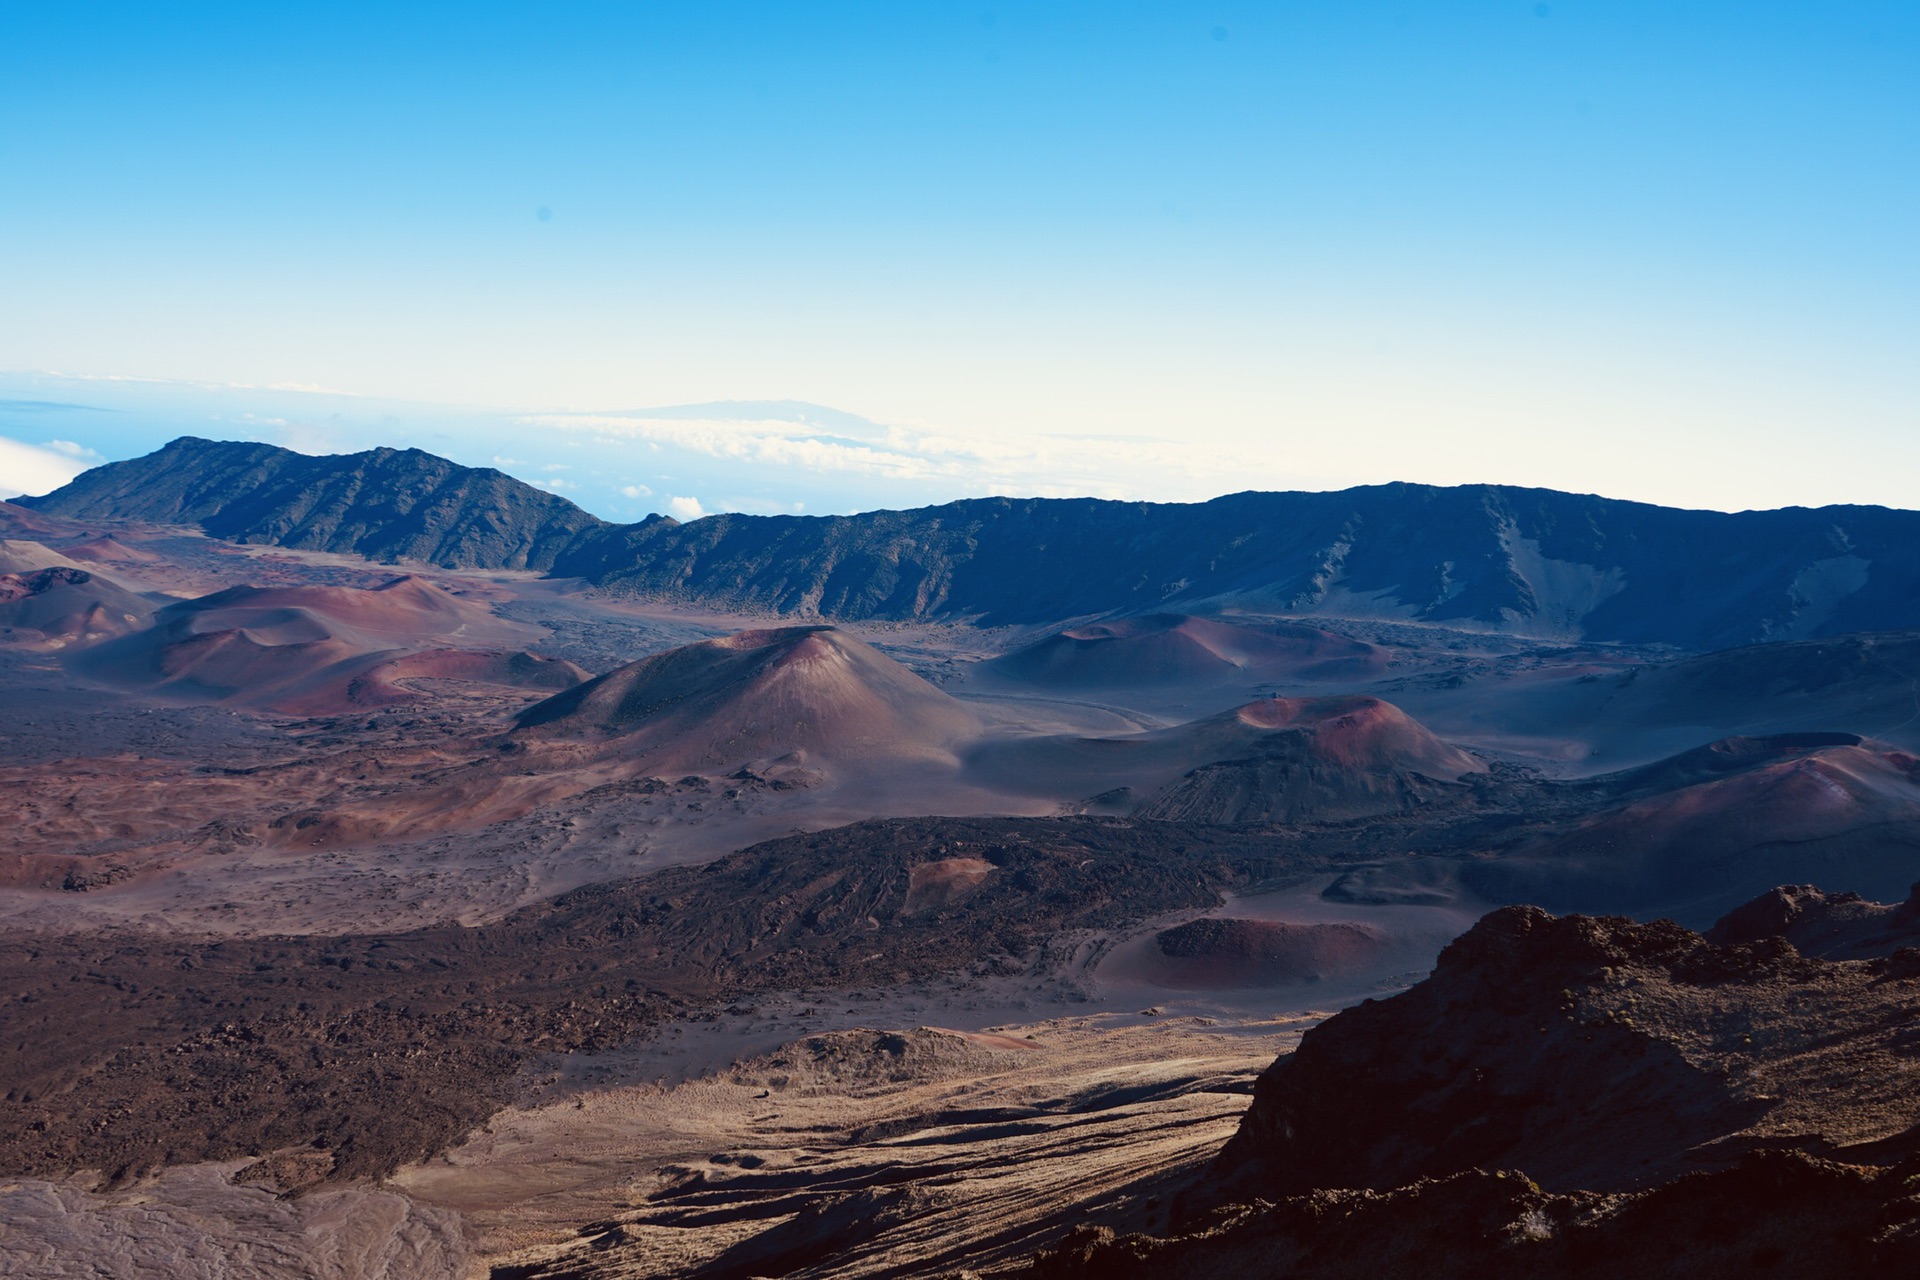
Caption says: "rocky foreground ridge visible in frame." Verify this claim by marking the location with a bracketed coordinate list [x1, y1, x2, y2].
[24, 436, 1920, 646]
[1035, 885, 1920, 1279]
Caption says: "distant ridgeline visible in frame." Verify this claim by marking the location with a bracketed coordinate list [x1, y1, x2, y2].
[22, 435, 1920, 649]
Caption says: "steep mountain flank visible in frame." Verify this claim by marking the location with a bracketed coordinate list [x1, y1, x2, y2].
[26, 436, 1920, 645]
[19, 437, 608, 569]
[548, 485, 1920, 646]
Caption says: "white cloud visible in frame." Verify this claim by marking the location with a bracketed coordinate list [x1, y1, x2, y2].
[522, 409, 1223, 503]
[273, 421, 344, 455]
[620, 483, 652, 498]
[534, 413, 942, 483]
[716, 495, 812, 516]
[41, 439, 101, 460]
[263, 381, 352, 395]
[46, 370, 356, 397]
[529, 477, 575, 492]
[0, 434, 93, 498]
[667, 495, 706, 520]
[539, 463, 571, 472]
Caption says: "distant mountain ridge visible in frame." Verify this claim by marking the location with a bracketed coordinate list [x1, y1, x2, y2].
[24, 435, 1920, 649]
[21, 436, 608, 570]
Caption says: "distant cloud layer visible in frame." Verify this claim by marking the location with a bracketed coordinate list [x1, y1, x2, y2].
[0, 435, 98, 498]
[528, 409, 1221, 506]
[7, 370, 1915, 523]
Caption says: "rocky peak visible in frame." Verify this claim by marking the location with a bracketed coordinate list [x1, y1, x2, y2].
[1211, 894, 1920, 1203]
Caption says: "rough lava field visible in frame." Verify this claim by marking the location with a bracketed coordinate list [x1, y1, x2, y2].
[5, 442, 1920, 1278]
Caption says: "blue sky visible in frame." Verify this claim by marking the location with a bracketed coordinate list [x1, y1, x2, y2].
[3, 2, 1916, 515]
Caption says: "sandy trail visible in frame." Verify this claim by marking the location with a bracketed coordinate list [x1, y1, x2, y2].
[396, 1015, 1309, 1279]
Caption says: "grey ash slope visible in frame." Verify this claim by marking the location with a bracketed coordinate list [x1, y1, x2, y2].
[27, 436, 1920, 647]
[22, 436, 610, 570]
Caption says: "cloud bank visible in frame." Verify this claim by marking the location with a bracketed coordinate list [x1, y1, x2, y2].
[525, 408, 1227, 506]
[0, 435, 99, 498]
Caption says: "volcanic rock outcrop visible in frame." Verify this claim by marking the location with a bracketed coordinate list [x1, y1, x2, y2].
[1705, 880, 1920, 959]
[1034, 888, 1920, 1278]
[1034, 1150, 1920, 1280]
[1215, 899, 1920, 1199]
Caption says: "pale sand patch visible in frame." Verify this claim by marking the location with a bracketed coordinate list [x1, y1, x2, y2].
[396, 1015, 1310, 1278]
[0, 1162, 470, 1279]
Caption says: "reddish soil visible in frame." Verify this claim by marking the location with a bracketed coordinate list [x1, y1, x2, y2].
[515, 625, 980, 769]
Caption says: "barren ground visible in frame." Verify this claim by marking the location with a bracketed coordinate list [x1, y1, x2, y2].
[6, 507, 1920, 1277]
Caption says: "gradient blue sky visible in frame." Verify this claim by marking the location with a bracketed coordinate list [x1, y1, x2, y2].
[3, 2, 1916, 515]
